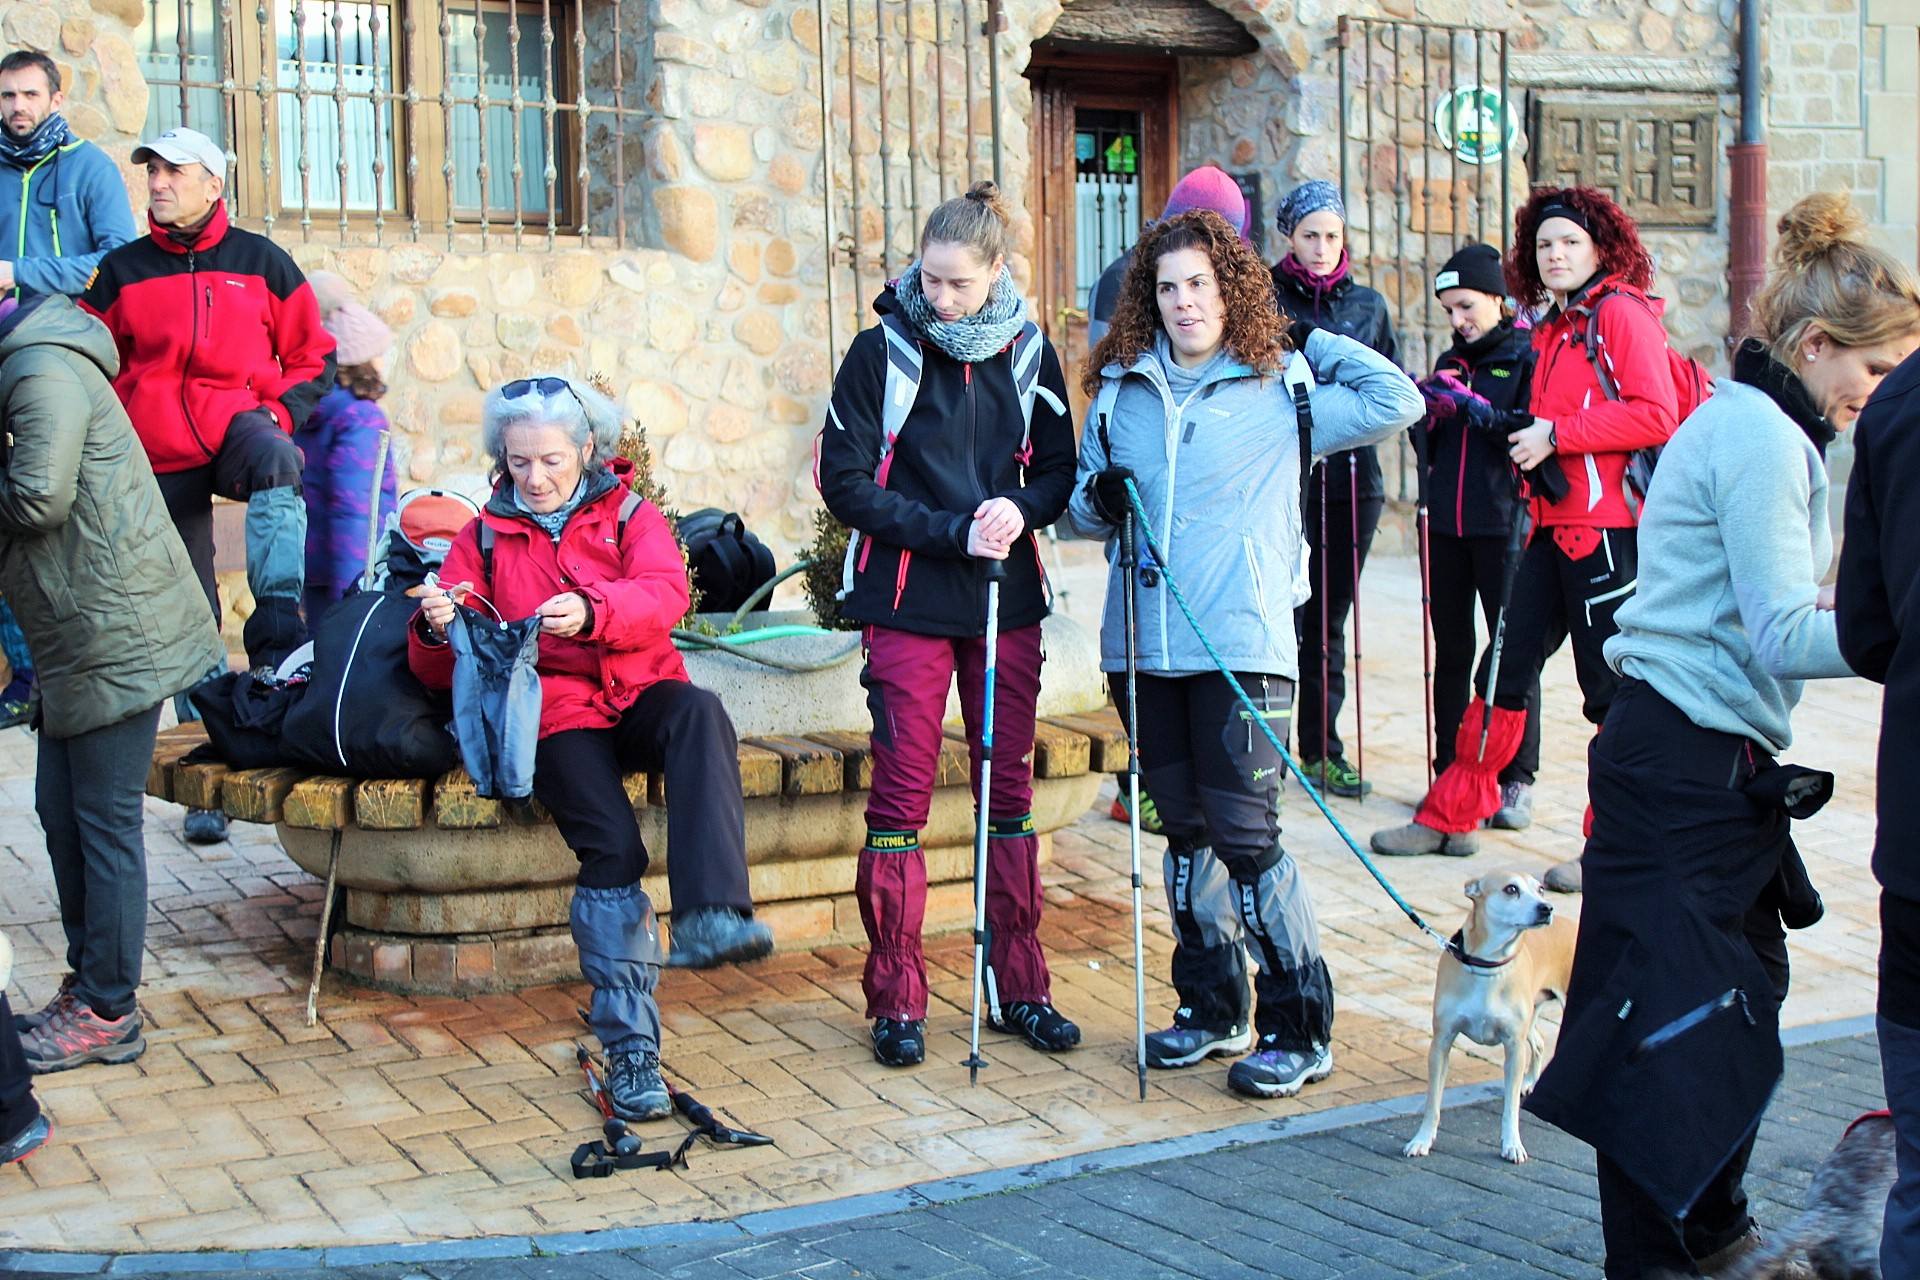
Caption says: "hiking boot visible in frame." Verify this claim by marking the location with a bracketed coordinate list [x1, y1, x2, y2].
[0, 1113, 51, 1166]
[1109, 788, 1164, 835]
[1544, 858, 1583, 894]
[1488, 781, 1534, 831]
[604, 1047, 671, 1122]
[871, 1018, 925, 1067]
[22, 1004, 145, 1074]
[182, 807, 229, 845]
[1227, 1038, 1334, 1099]
[990, 1000, 1081, 1052]
[1302, 755, 1371, 799]
[667, 908, 773, 969]
[1144, 1013, 1252, 1069]
[13, 973, 79, 1035]
[1370, 821, 1478, 857]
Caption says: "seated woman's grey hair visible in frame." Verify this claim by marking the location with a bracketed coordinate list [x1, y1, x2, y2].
[481, 375, 624, 461]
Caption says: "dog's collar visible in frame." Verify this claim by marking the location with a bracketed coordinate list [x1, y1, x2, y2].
[1447, 929, 1518, 971]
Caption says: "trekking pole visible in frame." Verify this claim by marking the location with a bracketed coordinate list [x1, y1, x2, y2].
[1120, 508, 1148, 1103]
[962, 558, 1007, 1085]
[305, 828, 343, 1026]
[1318, 460, 1330, 772]
[360, 430, 392, 591]
[1349, 453, 1364, 800]
[1477, 484, 1533, 761]
[1411, 421, 1436, 786]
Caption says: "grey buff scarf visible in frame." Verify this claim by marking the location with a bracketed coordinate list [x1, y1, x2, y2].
[893, 262, 1028, 363]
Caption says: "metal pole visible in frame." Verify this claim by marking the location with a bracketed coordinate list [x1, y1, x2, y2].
[963, 559, 1007, 1084]
[985, 0, 1003, 187]
[1728, 0, 1767, 341]
[875, 0, 893, 278]
[816, 0, 840, 361]
[1336, 18, 1349, 211]
[1121, 509, 1147, 1103]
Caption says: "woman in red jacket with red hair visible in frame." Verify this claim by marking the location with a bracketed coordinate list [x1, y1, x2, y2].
[410, 375, 771, 1122]
[1372, 187, 1681, 887]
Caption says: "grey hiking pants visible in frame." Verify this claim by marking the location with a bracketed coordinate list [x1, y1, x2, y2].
[1114, 671, 1334, 1050]
[40, 703, 163, 1020]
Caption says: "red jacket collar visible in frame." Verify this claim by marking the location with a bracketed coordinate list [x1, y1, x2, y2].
[147, 200, 230, 255]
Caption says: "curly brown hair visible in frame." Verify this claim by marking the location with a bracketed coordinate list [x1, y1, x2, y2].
[337, 361, 388, 401]
[1083, 210, 1288, 395]
[1503, 185, 1654, 309]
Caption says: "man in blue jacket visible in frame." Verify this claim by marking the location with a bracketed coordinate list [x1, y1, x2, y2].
[0, 49, 137, 729]
[0, 49, 136, 296]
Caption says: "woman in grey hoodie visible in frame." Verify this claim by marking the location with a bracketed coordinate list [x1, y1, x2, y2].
[1524, 194, 1920, 1279]
[1065, 210, 1421, 1100]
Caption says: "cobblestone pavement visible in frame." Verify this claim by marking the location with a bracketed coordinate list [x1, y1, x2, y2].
[4, 1029, 1887, 1276]
[0, 551, 1889, 1255]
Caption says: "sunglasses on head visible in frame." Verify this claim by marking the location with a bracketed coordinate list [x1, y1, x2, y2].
[501, 376, 584, 409]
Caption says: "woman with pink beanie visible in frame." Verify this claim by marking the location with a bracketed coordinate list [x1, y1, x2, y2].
[299, 272, 398, 619]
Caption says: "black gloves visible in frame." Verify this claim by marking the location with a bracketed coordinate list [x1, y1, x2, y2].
[1085, 466, 1136, 525]
[1288, 319, 1316, 353]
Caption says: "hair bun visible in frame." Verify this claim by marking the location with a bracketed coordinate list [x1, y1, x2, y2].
[1774, 193, 1867, 272]
[963, 180, 1009, 223]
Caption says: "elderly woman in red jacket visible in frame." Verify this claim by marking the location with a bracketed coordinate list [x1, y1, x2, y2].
[409, 375, 772, 1122]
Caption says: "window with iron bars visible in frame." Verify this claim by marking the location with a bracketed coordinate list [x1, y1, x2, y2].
[137, 0, 645, 248]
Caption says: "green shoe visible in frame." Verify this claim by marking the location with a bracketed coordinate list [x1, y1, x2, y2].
[1303, 755, 1371, 799]
[1110, 786, 1165, 835]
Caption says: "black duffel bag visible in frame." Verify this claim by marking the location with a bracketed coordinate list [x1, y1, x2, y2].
[677, 508, 776, 615]
[187, 670, 307, 770]
[280, 590, 460, 778]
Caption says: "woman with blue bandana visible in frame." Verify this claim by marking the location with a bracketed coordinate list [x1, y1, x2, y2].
[1270, 180, 1400, 800]
[818, 181, 1080, 1068]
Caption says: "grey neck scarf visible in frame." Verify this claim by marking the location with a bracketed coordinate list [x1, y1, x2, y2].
[893, 262, 1028, 363]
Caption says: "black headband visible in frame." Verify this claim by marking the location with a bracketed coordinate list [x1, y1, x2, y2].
[1535, 200, 1590, 234]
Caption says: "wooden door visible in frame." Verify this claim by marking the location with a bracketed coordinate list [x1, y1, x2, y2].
[1027, 53, 1178, 429]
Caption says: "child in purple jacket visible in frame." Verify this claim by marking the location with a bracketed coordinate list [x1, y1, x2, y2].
[300, 272, 397, 621]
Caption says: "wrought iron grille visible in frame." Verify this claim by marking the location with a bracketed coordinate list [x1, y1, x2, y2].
[1336, 16, 1517, 501]
[813, 0, 1006, 360]
[137, 0, 648, 250]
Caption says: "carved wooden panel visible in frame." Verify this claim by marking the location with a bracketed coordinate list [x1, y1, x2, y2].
[1531, 94, 1718, 227]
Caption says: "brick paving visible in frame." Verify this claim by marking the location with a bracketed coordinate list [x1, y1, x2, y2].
[0, 550, 1888, 1256]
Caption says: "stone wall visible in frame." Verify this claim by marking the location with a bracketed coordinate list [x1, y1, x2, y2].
[13, 0, 1910, 567]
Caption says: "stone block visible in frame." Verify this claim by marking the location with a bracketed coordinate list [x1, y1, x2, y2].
[412, 940, 456, 989]
[1868, 0, 1920, 25]
[371, 942, 411, 986]
[734, 309, 783, 357]
[407, 321, 462, 382]
[654, 185, 719, 262]
[93, 31, 148, 133]
[455, 940, 496, 985]
[61, 18, 94, 53]
[428, 288, 478, 318]
[1866, 92, 1917, 158]
[693, 124, 755, 182]
[492, 930, 581, 985]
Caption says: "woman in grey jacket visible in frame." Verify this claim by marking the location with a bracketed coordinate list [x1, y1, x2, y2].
[1525, 194, 1920, 1278]
[1065, 210, 1421, 1100]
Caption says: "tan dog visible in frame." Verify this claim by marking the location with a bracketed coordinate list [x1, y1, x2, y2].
[1403, 870, 1577, 1164]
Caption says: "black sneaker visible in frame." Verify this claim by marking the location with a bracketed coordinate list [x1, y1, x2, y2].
[871, 1018, 925, 1067]
[183, 807, 229, 844]
[604, 1048, 671, 1122]
[1227, 1038, 1334, 1099]
[1302, 755, 1371, 799]
[990, 1000, 1081, 1052]
[1144, 1012, 1253, 1069]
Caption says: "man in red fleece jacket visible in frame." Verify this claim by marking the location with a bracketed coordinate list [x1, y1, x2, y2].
[80, 126, 335, 843]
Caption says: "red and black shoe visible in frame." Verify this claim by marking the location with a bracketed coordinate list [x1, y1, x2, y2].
[1, 1113, 51, 1166]
[22, 1003, 145, 1074]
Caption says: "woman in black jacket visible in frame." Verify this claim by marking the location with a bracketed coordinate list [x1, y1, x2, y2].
[817, 182, 1080, 1068]
[1413, 244, 1545, 836]
[1270, 180, 1399, 798]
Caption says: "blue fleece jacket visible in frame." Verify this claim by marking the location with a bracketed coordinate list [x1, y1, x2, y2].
[0, 136, 138, 297]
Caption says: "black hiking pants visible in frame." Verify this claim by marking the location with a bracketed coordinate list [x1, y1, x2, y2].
[1487, 527, 1635, 727]
[1428, 530, 1550, 784]
[0, 993, 37, 1146]
[533, 681, 753, 911]
[1114, 670, 1334, 1049]
[1294, 460, 1384, 765]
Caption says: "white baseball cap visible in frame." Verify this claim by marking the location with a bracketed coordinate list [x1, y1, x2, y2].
[131, 127, 228, 181]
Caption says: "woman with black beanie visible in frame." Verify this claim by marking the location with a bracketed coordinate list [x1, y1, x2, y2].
[1410, 243, 1545, 839]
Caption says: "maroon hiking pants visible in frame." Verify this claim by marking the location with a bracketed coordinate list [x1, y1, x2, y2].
[858, 623, 1049, 1022]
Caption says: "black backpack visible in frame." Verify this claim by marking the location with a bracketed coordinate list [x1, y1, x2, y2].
[280, 591, 461, 778]
[677, 508, 776, 615]
[187, 670, 307, 770]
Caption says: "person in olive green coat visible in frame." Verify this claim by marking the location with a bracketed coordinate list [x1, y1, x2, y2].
[0, 293, 224, 1075]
